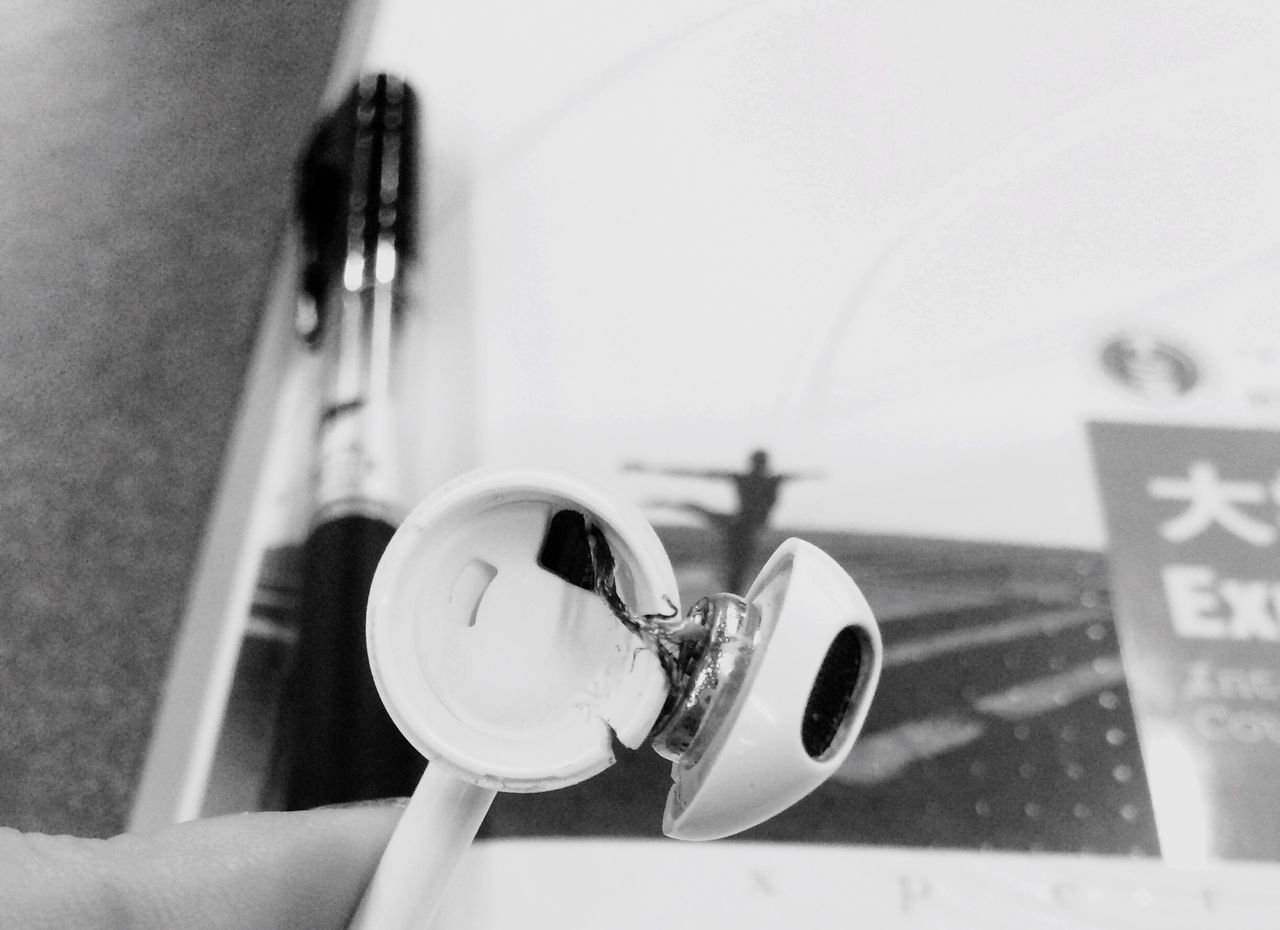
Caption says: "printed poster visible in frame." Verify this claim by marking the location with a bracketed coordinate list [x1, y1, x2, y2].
[1091, 422, 1280, 863]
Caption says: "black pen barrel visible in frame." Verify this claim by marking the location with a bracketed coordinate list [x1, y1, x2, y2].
[279, 513, 424, 809]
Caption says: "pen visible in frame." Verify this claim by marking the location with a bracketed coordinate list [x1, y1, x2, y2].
[274, 72, 425, 809]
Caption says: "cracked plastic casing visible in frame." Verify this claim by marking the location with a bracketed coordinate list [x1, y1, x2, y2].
[663, 539, 883, 840]
[366, 468, 677, 791]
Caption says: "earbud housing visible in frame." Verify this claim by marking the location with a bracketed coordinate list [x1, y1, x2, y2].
[654, 539, 882, 840]
[365, 468, 882, 837]
[366, 468, 677, 791]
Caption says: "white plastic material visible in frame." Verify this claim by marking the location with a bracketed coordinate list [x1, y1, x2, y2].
[352, 468, 681, 930]
[366, 467, 678, 790]
[353, 472, 880, 927]
[663, 538, 882, 841]
[348, 766, 495, 930]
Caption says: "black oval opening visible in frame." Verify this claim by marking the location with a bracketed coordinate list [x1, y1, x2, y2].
[801, 625, 869, 760]
[537, 509, 600, 591]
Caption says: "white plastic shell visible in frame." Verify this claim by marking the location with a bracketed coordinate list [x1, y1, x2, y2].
[366, 468, 678, 792]
[663, 538, 882, 840]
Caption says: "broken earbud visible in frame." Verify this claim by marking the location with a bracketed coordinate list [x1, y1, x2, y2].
[651, 538, 881, 839]
[351, 467, 881, 928]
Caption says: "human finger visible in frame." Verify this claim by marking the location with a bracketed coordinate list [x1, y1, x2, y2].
[0, 801, 405, 930]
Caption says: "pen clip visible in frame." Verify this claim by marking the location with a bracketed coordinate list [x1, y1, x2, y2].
[295, 74, 418, 347]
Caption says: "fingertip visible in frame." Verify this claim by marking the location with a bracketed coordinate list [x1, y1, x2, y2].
[104, 805, 405, 930]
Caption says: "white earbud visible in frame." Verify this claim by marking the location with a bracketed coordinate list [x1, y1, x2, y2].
[350, 468, 881, 928]
[653, 538, 881, 840]
[364, 468, 675, 792]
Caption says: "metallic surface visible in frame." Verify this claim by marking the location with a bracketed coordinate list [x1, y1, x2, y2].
[311, 74, 416, 521]
[651, 595, 762, 763]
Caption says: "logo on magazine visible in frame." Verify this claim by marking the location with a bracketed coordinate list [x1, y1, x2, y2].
[1099, 334, 1199, 398]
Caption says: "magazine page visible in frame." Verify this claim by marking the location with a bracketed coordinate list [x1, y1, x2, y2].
[442, 0, 1280, 870]
[134, 0, 1280, 924]
[430, 841, 1280, 930]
